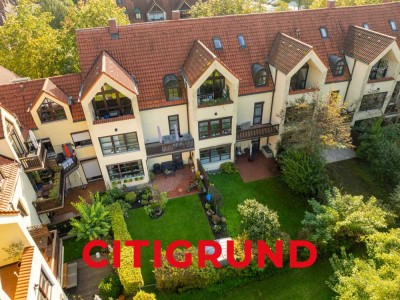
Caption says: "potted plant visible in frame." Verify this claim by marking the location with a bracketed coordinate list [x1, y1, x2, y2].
[2, 241, 24, 267]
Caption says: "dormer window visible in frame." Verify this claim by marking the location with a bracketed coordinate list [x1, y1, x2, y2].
[92, 84, 133, 120]
[363, 23, 369, 29]
[238, 35, 246, 48]
[369, 59, 388, 80]
[163, 75, 182, 101]
[290, 63, 309, 91]
[389, 20, 397, 31]
[38, 98, 66, 123]
[179, 2, 191, 18]
[320, 27, 328, 38]
[148, 4, 165, 21]
[329, 55, 345, 76]
[251, 64, 269, 87]
[134, 8, 141, 19]
[213, 37, 222, 50]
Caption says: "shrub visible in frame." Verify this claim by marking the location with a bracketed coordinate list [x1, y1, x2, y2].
[237, 199, 281, 243]
[154, 248, 220, 293]
[98, 273, 123, 299]
[108, 202, 144, 295]
[220, 161, 238, 174]
[125, 191, 137, 203]
[390, 184, 400, 216]
[144, 191, 168, 218]
[208, 186, 223, 209]
[279, 148, 328, 196]
[133, 291, 156, 300]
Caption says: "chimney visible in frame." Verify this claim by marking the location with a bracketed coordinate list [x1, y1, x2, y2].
[172, 10, 180, 21]
[108, 18, 119, 39]
[327, 0, 335, 8]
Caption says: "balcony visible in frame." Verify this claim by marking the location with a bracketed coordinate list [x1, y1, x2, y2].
[197, 92, 233, 108]
[19, 141, 47, 173]
[146, 133, 195, 158]
[385, 103, 399, 115]
[236, 123, 279, 141]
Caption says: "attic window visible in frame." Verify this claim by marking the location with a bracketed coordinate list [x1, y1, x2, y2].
[111, 33, 119, 39]
[389, 20, 397, 31]
[363, 23, 369, 29]
[238, 35, 246, 48]
[329, 55, 345, 76]
[134, 8, 142, 19]
[117, 0, 122, 5]
[38, 98, 67, 123]
[213, 37, 223, 50]
[251, 64, 269, 87]
[320, 27, 328, 38]
[163, 75, 182, 101]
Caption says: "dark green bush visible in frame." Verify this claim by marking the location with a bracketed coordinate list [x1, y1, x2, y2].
[220, 161, 238, 174]
[125, 191, 137, 203]
[98, 273, 123, 299]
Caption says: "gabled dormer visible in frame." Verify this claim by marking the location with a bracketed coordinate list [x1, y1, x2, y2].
[147, 2, 166, 21]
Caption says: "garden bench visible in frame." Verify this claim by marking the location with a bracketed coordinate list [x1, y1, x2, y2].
[62, 261, 78, 289]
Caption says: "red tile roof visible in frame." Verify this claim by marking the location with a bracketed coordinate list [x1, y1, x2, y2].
[40, 78, 70, 105]
[268, 33, 313, 75]
[345, 25, 396, 64]
[0, 66, 19, 85]
[76, 3, 400, 110]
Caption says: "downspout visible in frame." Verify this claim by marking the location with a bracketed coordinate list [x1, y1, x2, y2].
[267, 67, 278, 145]
[344, 58, 357, 102]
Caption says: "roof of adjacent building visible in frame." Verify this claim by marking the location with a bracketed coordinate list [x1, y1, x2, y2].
[344, 25, 396, 64]
[0, 66, 19, 85]
[14, 247, 34, 300]
[0, 156, 19, 214]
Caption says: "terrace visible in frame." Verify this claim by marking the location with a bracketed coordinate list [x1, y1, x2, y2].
[19, 140, 47, 173]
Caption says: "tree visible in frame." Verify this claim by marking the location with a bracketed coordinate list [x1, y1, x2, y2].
[39, 0, 74, 28]
[237, 199, 282, 243]
[279, 148, 329, 196]
[329, 229, 400, 299]
[191, 0, 267, 17]
[0, 0, 64, 78]
[311, 0, 382, 9]
[302, 188, 389, 253]
[69, 192, 111, 241]
[389, 184, 400, 217]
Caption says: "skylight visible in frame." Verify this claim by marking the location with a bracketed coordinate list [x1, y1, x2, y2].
[213, 37, 223, 50]
[389, 20, 397, 31]
[363, 23, 369, 29]
[238, 35, 246, 48]
[320, 27, 328, 38]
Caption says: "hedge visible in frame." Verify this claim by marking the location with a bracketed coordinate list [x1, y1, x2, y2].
[108, 202, 144, 296]
[133, 290, 156, 300]
[98, 273, 122, 299]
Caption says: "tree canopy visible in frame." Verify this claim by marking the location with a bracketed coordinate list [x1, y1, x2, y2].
[191, 0, 268, 17]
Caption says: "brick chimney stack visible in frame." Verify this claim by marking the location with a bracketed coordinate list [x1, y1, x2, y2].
[327, 0, 335, 8]
[172, 10, 181, 20]
[109, 18, 118, 34]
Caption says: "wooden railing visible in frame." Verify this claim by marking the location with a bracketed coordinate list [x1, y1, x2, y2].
[19, 142, 47, 172]
[236, 123, 279, 141]
[33, 168, 65, 213]
[146, 134, 195, 157]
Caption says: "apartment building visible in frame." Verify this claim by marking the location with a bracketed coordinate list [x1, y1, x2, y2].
[0, 1, 399, 224]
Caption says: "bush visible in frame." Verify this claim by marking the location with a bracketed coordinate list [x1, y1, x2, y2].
[133, 291, 156, 300]
[98, 273, 123, 299]
[279, 148, 328, 196]
[144, 191, 168, 218]
[390, 184, 400, 216]
[108, 202, 144, 295]
[154, 247, 220, 293]
[220, 161, 238, 174]
[237, 199, 281, 243]
[125, 191, 137, 203]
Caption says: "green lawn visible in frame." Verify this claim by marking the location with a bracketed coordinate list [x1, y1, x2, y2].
[63, 237, 99, 262]
[126, 195, 214, 284]
[209, 173, 307, 238]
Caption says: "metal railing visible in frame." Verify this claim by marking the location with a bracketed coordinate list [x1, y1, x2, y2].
[146, 134, 195, 157]
[236, 123, 279, 141]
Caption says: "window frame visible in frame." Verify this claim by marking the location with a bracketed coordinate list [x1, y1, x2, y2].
[389, 20, 397, 31]
[238, 34, 246, 48]
[99, 132, 140, 156]
[200, 145, 231, 165]
[369, 59, 388, 80]
[71, 131, 92, 148]
[38, 269, 52, 300]
[37, 98, 67, 123]
[168, 115, 180, 136]
[290, 63, 309, 91]
[333, 59, 345, 76]
[320, 27, 328, 38]
[198, 117, 232, 140]
[213, 37, 223, 50]
[5, 119, 26, 157]
[198, 70, 226, 100]
[106, 160, 144, 181]
[363, 23, 369, 29]
[17, 200, 29, 217]
[148, 4, 165, 21]
[359, 92, 388, 111]
[163, 75, 182, 101]
[253, 102, 264, 125]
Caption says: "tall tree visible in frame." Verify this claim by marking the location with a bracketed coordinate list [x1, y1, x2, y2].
[39, 0, 74, 28]
[310, 0, 382, 9]
[0, 0, 63, 78]
[191, 0, 267, 17]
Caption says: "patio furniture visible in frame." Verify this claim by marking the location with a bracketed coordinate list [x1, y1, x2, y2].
[161, 161, 175, 172]
[153, 163, 161, 174]
[62, 261, 78, 289]
[164, 168, 175, 178]
[174, 158, 184, 170]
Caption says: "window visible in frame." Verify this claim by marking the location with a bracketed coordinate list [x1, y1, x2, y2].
[163, 75, 182, 100]
[111, 33, 119, 40]
[117, 0, 122, 5]
[41, 138, 55, 157]
[99, 132, 139, 155]
[359, 92, 387, 111]
[38, 269, 52, 300]
[71, 131, 92, 148]
[213, 37, 222, 50]
[238, 35, 246, 48]
[17, 201, 28, 217]
[134, 8, 141, 19]
[320, 27, 328, 38]
[168, 115, 180, 136]
[369, 59, 388, 80]
[386, 81, 400, 114]
[198, 70, 226, 101]
[251, 64, 269, 87]
[290, 63, 309, 91]
[390, 20, 397, 31]
[38, 98, 66, 123]
[148, 5, 164, 21]
[92, 84, 133, 120]
[253, 102, 264, 125]
[329, 55, 345, 76]
[363, 23, 369, 29]
[200, 145, 231, 164]
[179, 2, 191, 18]
[5, 120, 25, 157]
[107, 160, 144, 180]
[198, 117, 232, 139]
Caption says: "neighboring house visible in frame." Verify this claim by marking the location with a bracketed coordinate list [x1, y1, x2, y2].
[0, 66, 20, 85]
[117, 0, 202, 23]
[0, 1, 399, 224]
[0, 0, 16, 25]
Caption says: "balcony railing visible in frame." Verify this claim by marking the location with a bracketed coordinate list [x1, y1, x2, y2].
[19, 141, 47, 173]
[236, 123, 279, 141]
[146, 133, 195, 158]
[197, 91, 233, 108]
